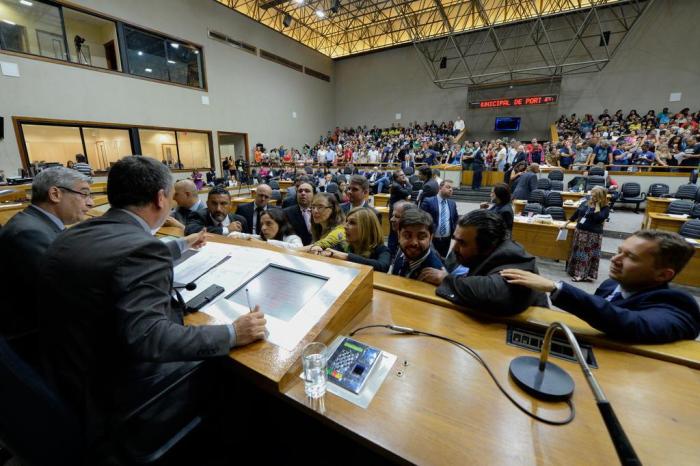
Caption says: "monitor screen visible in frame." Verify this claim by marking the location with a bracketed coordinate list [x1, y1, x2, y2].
[226, 264, 328, 322]
[495, 117, 521, 131]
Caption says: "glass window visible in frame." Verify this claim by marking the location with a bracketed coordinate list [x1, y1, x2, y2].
[22, 124, 83, 166]
[165, 40, 202, 88]
[82, 127, 132, 171]
[0, 0, 66, 60]
[138, 129, 179, 167]
[124, 26, 168, 81]
[176, 131, 210, 169]
[63, 8, 120, 71]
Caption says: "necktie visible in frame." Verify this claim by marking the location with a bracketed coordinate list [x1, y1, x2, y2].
[255, 207, 263, 234]
[302, 208, 312, 232]
[439, 199, 449, 237]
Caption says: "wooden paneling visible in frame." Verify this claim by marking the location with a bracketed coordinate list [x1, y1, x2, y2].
[647, 212, 688, 232]
[643, 197, 674, 228]
[461, 170, 505, 187]
[511, 219, 575, 261]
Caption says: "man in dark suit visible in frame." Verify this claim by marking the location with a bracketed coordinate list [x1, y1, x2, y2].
[341, 175, 377, 215]
[389, 209, 444, 279]
[511, 163, 540, 200]
[185, 186, 248, 235]
[500, 230, 700, 343]
[283, 180, 315, 245]
[171, 179, 204, 227]
[420, 180, 458, 257]
[389, 170, 412, 211]
[416, 165, 438, 204]
[419, 210, 548, 315]
[236, 183, 272, 234]
[0, 167, 93, 364]
[39, 156, 267, 456]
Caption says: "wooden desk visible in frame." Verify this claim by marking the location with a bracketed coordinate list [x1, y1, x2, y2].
[511, 218, 575, 261]
[674, 242, 700, 287]
[282, 289, 700, 465]
[278, 180, 293, 190]
[373, 193, 390, 208]
[0, 188, 28, 203]
[0, 203, 26, 225]
[643, 197, 675, 228]
[647, 212, 689, 232]
[561, 191, 586, 203]
[375, 206, 390, 236]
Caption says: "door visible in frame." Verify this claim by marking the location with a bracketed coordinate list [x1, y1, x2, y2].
[104, 40, 118, 71]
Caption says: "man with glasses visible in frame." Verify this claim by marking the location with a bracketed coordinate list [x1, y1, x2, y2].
[0, 167, 93, 365]
[236, 183, 273, 234]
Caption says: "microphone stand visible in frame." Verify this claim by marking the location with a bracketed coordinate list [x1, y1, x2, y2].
[509, 322, 641, 466]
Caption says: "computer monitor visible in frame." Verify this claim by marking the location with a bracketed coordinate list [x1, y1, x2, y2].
[226, 264, 328, 322]
[495, 117, 521, 132]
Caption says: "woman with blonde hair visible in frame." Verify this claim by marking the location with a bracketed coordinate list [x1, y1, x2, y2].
[300, 192, 346, 253]
[565, 186, 610, 282]
[322, 207, 390, 271]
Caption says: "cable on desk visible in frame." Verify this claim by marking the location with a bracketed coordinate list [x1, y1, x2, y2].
[349, 324, 575, 426]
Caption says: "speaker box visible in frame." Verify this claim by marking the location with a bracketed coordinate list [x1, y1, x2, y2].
[0, 116, 4, 141]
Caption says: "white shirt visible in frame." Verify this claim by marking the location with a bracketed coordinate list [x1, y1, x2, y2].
[454, 119, 465, 131]
[368, 149, 379, 163]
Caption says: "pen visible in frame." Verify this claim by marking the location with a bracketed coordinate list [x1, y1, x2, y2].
[245, 288, 254, 313]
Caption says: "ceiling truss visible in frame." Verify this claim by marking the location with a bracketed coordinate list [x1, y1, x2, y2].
[214, 0, 644, 59]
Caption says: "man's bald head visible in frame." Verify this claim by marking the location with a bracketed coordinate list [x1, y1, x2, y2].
[173, 179, 199, 209]
[255, 184, 273, 208]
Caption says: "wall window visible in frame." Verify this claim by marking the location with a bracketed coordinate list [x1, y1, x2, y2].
[0, 0, 205, 89]
[82, 127, 131, 170]
[138, 129, 178, 166]
[21, 124, 83, 166]
[0, 0, 65, 59]
[63, 7, 120, 71]
[176, 131, 210, 169]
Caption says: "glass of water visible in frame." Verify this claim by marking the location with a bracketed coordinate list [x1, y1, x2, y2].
[302, 342, 327, 399]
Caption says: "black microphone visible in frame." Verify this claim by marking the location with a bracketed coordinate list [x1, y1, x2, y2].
[173, 282, 197, 291]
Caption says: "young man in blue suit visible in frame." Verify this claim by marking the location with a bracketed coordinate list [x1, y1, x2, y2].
[500, 230, 700, 343]
[420, 179, 459, 257]
[389, 208, 444, 280]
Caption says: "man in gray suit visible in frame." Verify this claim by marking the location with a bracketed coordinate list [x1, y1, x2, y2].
[39, 156, 267, 456]
[0, 167, 93, 364]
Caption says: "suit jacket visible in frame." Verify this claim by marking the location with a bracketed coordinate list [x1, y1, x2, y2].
[0, 205, 62, 356]
[390, 248, 444, 279]
[489, 203, 514, 230]
[552, 279, 700, 343]
[171, 201, 204, 228]
[283, 204, 313, 245]
[511, 172, 538, 200]
[184, 208, 248, 236]
[437, 239, 548, 315]
[420, 195, 458, 238]
[389, 181, 413, 208]
[236, 202, 271, 234]
[422, 179, 439, 199]
[340, 200, 379, 219]
[39, 209, 231, 444]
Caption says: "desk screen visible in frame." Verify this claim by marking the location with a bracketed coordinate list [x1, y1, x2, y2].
[226, 264, 328, 322]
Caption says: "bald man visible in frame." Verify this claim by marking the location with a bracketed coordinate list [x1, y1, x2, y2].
[171, 179, 205, 227]
[236, 183, 273, 234]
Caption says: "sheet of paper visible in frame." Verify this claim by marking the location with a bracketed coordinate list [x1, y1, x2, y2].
[174, 248, 231, 285]
[556, 228, 568, 241]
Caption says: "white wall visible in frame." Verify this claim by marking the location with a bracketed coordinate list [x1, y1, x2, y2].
[0, 0, 334, 176]
[333, 0, 700, 139]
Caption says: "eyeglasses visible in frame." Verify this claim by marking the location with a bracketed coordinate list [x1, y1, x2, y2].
[310, 205, 331, 211]
[58, 186, 92, 199]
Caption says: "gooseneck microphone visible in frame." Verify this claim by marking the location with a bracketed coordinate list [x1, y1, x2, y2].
[509, 322, 641, 466]
[173, 282, 197, 291]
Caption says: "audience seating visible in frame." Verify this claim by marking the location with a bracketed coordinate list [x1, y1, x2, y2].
[527, 189, 546, 205]
[666, 200, 694, 216]
[544, 206, 566, 221]
[679, 219, 700, 239]
[547, 170, 564, 181]
[588, 166, 605, 177]
[618, 182, 646, 213]
[325, 183, 339, 195]
[544, 191, 563, 207]
[522, 203, 544, 215]
[690, 203, 700, 220]
[269, 180, 280, 190]
[549, 180, 564, 191]
[585, 175, 606, 191]
[647, 183, 670, 198]
[536, 178, 551, 190]
[674, 184, 699, 201]
[271, 189, 282, 202]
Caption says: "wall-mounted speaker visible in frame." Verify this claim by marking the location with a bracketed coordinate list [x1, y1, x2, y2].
[0, 116, 4, 141]
[439, 57, 447, 69]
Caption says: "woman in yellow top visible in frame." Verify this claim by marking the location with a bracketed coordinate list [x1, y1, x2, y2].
[300, 192, 346, 253]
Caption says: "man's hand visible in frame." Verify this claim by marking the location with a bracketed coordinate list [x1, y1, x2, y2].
[163, 216, 185, 229]
[233, 306, 267, 346]
[230, 221, 243, 233]
[184, 229, 207, 249]
[418, 267, 448, 286]
[499, 269, 556, 292]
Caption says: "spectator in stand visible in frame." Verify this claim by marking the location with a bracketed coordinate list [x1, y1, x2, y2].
[588, 140, 612, 166]
[559, 141, 574, 169]
[496, 142, 508, 171]
[453, 116, 465, 135]
[527, 139, 543, 164]
[471, 141, 485, 190]
[565, 186, 610, 282]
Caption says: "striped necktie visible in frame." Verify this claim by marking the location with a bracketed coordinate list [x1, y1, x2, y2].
[439, 199, 449, 237]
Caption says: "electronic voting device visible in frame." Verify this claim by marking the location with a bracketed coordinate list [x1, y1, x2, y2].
[327, 337, 381, 394]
